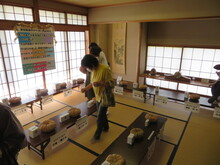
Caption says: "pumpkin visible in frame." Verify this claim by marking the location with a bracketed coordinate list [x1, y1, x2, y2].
[106, 154, 126, 165]
[174, 71, 182, 79]
[130, 128, 144, 139]
[189, 94, 200, 100]
[150, 68, 156, 75]
[9, 97, 21, 104]
[189, 94, 200, 103]
[39, 120, 56, 133]
[68, 107, 81, 117]
[139, 84, 147, 89]
[145, 114, 158, 123]
[119, 80, 128, 86]
[77, 78, 84, 84]
[60, 82, 67, 89]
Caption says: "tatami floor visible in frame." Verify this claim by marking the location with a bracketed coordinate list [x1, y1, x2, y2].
[16, 87, 220, 165]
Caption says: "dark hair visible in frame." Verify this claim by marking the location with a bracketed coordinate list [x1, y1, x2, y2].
[89, 42, 102, 51]
[89, 42, 98, 48]
[81, 54, 99, 69]
[90, 45, 102, 57]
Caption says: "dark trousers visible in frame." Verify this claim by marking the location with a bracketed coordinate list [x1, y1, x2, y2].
[94, 102, 109, 139]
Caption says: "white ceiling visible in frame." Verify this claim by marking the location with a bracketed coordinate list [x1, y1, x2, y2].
[46, 0, 159, 8]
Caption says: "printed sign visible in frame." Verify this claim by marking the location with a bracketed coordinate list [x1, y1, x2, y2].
[51, 128, 68, 149]
[15, 23, 56, 75]
[201, 78, 209, 83]
[114, 86, 123, 95]
[42, 95, 53, 105]
[155, 95, 168, 104]
[133, 82, 138, 89]
[116, 76, 123, 85]
[132, 90, 144, 101]
[76, 115, 88, 130]
[63, 89, 73, 97]
[213, 107, 220, 119]
[11, 104, 27, 115]
[185, 101, 200, 112]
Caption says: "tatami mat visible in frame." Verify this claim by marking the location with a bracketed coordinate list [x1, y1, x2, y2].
[17, 101, 66, 126]
[105, 103, 142, 127]
[17, 89, 219, 165]
[115, 92, 191, 121]
[172, 108, 220, 165]
[18, 141, 97, 165]
[162, 118, 186, 145]
[53, 89, 87, 107]
[147, 140, 174, 165]
[68, 115, 125, 154]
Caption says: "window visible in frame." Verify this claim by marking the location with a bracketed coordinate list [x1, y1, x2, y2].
[146, 46, 220, 96]
[0, 4, 33, 21]
[67, 13, 87, 25]
[39, 10, 88, 26]
[68, 32, 86, 80]
[0, 5, 88, 100]
[0, 30, 43, 99]
[39, 10, 65, 24]
[0, 30, 86, 99]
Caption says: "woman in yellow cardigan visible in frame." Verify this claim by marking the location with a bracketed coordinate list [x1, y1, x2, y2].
[81, 55, 115, 140]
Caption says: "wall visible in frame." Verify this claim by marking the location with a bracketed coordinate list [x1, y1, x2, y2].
[89, 0, 220, 24]
[148, 19, 220, 48]
[90, 23, 141, 82]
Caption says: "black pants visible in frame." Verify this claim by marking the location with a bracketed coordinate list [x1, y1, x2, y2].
[94, 102, 109, 139]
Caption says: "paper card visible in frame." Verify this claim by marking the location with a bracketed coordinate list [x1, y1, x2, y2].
[132, 90, 144, 101]
[114, 86, 123, 95]
[76, 115, 88, 130]
[63, 89, 73, 97]
[155, 95, 167, 104]
[11, 104, 27, 115]
[116, 76, 123, 85]
[185, 101, 200, 112]
[133, 82, 138, 89]
[42, 95, 53, 105]
[101, 161, 111, 165]
[201, 78, 209, 83]
[213, 107, 220, 119]
[51, 128, 68, 150]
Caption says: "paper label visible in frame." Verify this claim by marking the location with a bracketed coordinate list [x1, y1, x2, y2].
[42, 95, 53, 105]
[51, 128, 68, 149]
[116, 76, 123, 85]
[213, 107, 220, 119]
[76, 115, 88, 130]
[114, 86, 123, 95]
[11, 104, 27, 115]
[185, 101, 200, 112]
[63, 89, 73, 97]
[201, 78, 209, 83]
[155, 95, 167, 104]
[132, 89, 144, 101]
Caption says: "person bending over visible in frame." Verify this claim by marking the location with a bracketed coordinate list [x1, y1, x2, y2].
[80, 55, 115, 140]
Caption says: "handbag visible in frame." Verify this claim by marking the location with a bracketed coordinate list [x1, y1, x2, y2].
[101, 87, 115, 107]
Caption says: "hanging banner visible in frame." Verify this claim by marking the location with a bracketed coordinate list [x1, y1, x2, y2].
[14, 23, 56, 75]
[112, 23, 126, 74]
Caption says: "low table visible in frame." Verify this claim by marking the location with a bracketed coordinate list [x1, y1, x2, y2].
[24, 101, 97, 159]
[146, 87, 213, 108]
[91, 112, 167, 165]
[9, 97, 36, 114]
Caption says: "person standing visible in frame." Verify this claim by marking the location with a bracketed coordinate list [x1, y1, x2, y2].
[0, 103, 27, 165]
[89, 42, 109, 67]
[81, 55, 115, 140]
